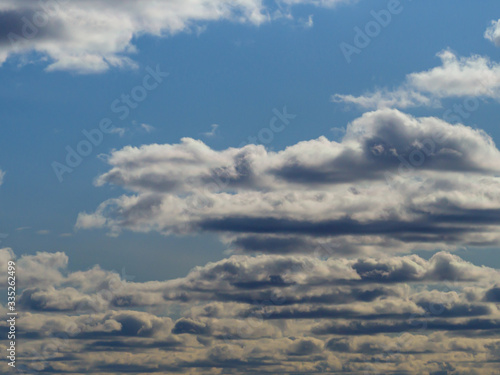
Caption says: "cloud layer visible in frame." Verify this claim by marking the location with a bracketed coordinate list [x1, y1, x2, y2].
[76, 108, 500, 255]
[1, 248, 500, 374]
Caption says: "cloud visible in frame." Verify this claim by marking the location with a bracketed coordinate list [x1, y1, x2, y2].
[140, 123, 155, 133]
[333, 87, 437, 109]
[18, 286, 108, 312]
[76, 109, 500, 255]
[312, 318, 500, 336]
[11, 249, 499, 313]
[172, 318, 211, 335]
[484, 286, 500, 302]
[485, 19, 500, 47]
[109, 126, 126, 137]
[407, 50, 500, 97]
[202, 123, 219, 137]
[3, 249, 500, 374]
[299, 15, 314, 29]
[0, 169, 4, 185]
[0, 248, 15, 284]
[333, 50, 500, 109]
[0, 0, 353, 73]
[15, 251, 68, 287]
[287, 338, 323, 356]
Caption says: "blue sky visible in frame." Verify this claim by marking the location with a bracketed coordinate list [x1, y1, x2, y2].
[2, 1, 500, 374]
[2, 0, 500, 280]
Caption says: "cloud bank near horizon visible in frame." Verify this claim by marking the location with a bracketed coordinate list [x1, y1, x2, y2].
[1, 247, 500, 374]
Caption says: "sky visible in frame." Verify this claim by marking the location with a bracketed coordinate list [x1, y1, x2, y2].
[1, 0, 500, 374]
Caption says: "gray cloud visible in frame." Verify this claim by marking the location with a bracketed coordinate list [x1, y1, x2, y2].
[312, 318, 500, 336]
[2, 249, 500, 374]
[485, 286, 500, 302]
[0, 8, 65, 46]
[172, 318, 211, 336]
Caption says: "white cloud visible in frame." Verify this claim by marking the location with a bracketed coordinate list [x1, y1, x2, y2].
[202, 123, 219, 137]
[12, 251, 68, 287]
[0, 169, 4, 185]
[110, 126, 126, 137]
[333, 87, 436, 109]
[0, 0, 354, 73]
[485, 19, 500, 47]
[140, 123, 155, 133]
[408, 50, 500, 97]
[281, 0, 353, 6]
[76, 109, 500, 255]
[333, 50, 500, 109]
[300, 14, 314, 28]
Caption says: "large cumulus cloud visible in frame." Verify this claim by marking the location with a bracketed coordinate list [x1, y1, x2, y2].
[76, 109, 500, 255]
[0, 0, 352, 73]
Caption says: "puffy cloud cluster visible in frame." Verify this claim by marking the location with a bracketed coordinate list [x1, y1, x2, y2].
[76, 109, 500, 255]
[333, 50, 500, 109]
[0, 0, 351, 73]
[1, 249, 500, 374]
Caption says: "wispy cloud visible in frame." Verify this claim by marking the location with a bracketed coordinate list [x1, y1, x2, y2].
[300, 15, 314, 29]
[485, 19, 500, 47]
[202, 124, 219, 137]
[140, 123, 155, 133]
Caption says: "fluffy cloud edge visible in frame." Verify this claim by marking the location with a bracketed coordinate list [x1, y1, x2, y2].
[75, 109, 500, 256]
[485, 19, 500, 47]
[333, 49, 500, 109]
[0, 0, 354, 73]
